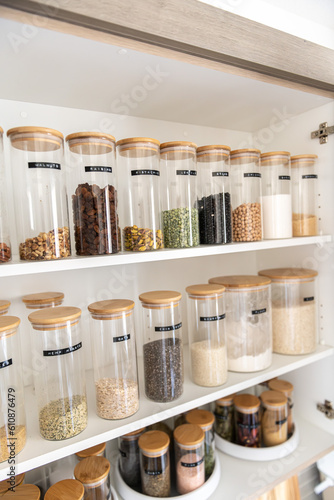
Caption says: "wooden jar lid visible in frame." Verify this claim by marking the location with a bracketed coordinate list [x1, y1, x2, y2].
[0, 316, 20, 336]
[117, 137, 160, 157]
[45, 479, 84, 500]
[160, 141, 197, 150]
[139, 290, 182, 305]
[197, 144, 231, 154]
[260, 390, 288, 407]
[260, 151, 290, 166]
[233, 394, 260, 411]
[123, 427, 146, 439]
[88, 299, 134, 317]
[28, 306, 81, 329]
[0, 473, 25, 494]
[230, 148, 261, 156]
[116, 137, 160, 147]
[7, 127, 63, 152]
[66, 131, 116, 143]
[74, 456, 110, 484]
[0, 300, 10, 313]
[209, 275, 271, 288]
[22, 292, 64, 306]
[0, 126, 3, 135]
[76, 442, 106, 459]
[186, 284, 225, 297]
[258, 267, 318, 280]
[2, 484, 41, 499]
[268, 379, 293, 394]
[185, 409, 215, 429]
[138, 430, 170, 455]
[173, 424, 204, 446]
[216, 394, 236, 406]
[66, 132, 116, 155]
[291, 154, 318, 164]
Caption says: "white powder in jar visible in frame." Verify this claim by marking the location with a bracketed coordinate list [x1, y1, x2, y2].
[228, 348, 272, 372]
[190, 340, 227, 386]
[261, 194, 292, 239]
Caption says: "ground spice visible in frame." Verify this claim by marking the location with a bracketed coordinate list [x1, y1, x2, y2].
[39, 395, 87, 440]
[162, 207, 199, 248]
[176, 453, 205, 494]
[95, 378, 138, 419]
[197, 192, 232, 244]
[292, 213, 317, 236]
[190, 340, 227, 386]
[0, 425, 26, 462]
[262, 407, 288, 447]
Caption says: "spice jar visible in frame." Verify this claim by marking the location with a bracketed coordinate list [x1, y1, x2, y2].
[76, 442, 106, 461]
[88, 299, 139, 419]
[0, 128, 11, 263]
[160, 141, 199, 248]
[117, 137, 162, 251]
[214, 394, 235, 442]
[7, 127, 71, 260]
[291, 154, 318, 236]
[260, 390, 288, 447]
[74, 456, 112, 500]
[0, 473, 25, 496]
[0, 316, 26, 463]
[22, 292, 64, 309]
[138, 430, 170, 497]
[174, 424, 205, 494]
[45, 479, 84, 500]
[268, 379, 294, 435]
[28, 307, 87, 440]
[196, 145, 232, 244]
[66, 132, 120, 256]
[258, 267, 318, 354]
[208, 275, 272, 372]
[139, 291, 184, 402]
[230, 148, 262, 242]
[118, 428, 145, 489]
[2, 485, 40, 499]
[0, 301, 10, 316]
[186, 284, 227, 387]
[234, 394, 261, 448]
[185, 409, 215, 479]
[260, 151, 292, 239]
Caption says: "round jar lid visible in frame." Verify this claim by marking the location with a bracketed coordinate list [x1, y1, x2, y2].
[160, 141, 197, 150]
[160, 141, 197, 160]
[185, 409, 215, 429]
[261, 390, 288, 407]
[138, 430, 170, 454]
[22, 292, 64, 306]
[216, 394, 236, 406]
[76, 442, 106, 459]
[0, 316, 20, 337]
[0, 473, 25, 494]
[123, 427, 146, 439]
[88, 299, 134, 317]
[233, 394, 260, 411]
[258, 267, 318, 280]
[7, 126, 63, 152]
[230, 148, 261, 156]
[66, 131, 116, 143]
[185, 284, 225, 297]
[174, 424, 204, 447]
[66, 132, 115, 155]
[3, 484, 41, 499]
[0, 300, 10, 312]
[74, 456, 110, 484]
[116, 137, 160, 157]
[45, 479, 84, 500]
[291, 153, 318, 165]
[197, 144, 231, 155]
[28, 306, 81, 328]
[260, 151, 290, 165]
[139, 290, 182, 306]
[268, 379, 293, 394]
[0, 126, 3, 135]
[209, 275, 271, 288]
[116, 137, 160, 147]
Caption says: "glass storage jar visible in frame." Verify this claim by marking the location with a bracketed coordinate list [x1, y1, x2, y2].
[160, 141, 199, 248]
[0, 301, 10, 316]
[46, 454, 77, 487]
[45, 479, 84, 500]
[88, 299, 139, 419]
[258, 267, 318, 354]
[7, 127, 71, 261]
[66, 132, 120, 256]
[0, 473, 25, 496]
[28, 307, 87, 440]
[0, 316, 26, 463]
[260, 390, 288, 447]
[0, 127, 11, 263]
[208, 275, 272, 372]
[74, 457, 112, 500]
[2, 485, 41, 499]
[185, 284, 227, 387]
[230, 148, 262, 242]
[185, 409, 215, 479]
[196, 145, 232, 244]
[22, 292, 64, 310]
[291, 154, 318, 236]
[139, 290, 184, 402]
[234, 394, 261, 448]
[260, 151, 292, 239]
[76, 442, 106, 461]
[174, 424, 205, 494]
[214, 394, 235, 442]
[138, 430, 170, 497]
[118, 427, 145, 489]
[268, 379, 294, 436]
[117, 137, 162, 252]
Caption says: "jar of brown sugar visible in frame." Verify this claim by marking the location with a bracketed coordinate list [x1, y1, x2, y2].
[260, 390, 288, 447]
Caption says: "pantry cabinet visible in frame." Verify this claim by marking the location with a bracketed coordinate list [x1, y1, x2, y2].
[0, 2, 333, 499]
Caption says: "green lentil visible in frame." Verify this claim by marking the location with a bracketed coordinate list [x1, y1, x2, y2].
[39, 395, 88, 440]
[162, 207, 199, 248]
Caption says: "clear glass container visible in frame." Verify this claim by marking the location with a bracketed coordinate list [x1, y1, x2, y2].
[118, 427, 145, 489]
[214, 394, 235, 442]
[196, 145, 232, 244]
[46, 455, 77, 487]
[230, 148, 262, 242]
[268, 379, 294, 436]
[138, 430, 170, 497]
[174, 424, 205, 494]
[0, 127, 11, 263]
[117, 137, 162, 252]
[233, 394, 261, 448]
[28, 307, 87, 440]
[260, 390, 288, 447]
[258, 267, 318, 354]
[139, 291, 184, 402]
[0, 300, 10, 316]
[22, 292, 64, 310]
[260, 151, 292, 239]
[88, 299, 139, 419]
[208, 275, 272, 372]
[291, 154, 318, 236]
[66, 132, 120, 256]
[0, 472, 25, 496]
[2, 485, 41, 499]
[74, 457, 111, 500]
[185, 284, 227, 387]
[7, 126, 71, 261]
[0, 316, 26, 463]
[185, 409, 215, 479]
[45, 479, 84, 500]
[76, 442, 106, 461]
[160, 141, 199, 248]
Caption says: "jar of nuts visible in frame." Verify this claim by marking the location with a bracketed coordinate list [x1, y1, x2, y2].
[0, 127, 12, 263]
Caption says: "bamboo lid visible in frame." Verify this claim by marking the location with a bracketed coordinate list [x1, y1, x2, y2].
[139, 290, 182, 305]
[216, 394, 236, 406]
[66, 132, 115, 155]
[66, 132, 116, 143]
[0, 300, 10, 313]
[88, 299, 134, 316]
[186, 284, 225, 297]
[76, 442, 106, 459]
[260, 151, 290, 166]
[233, 394, 260, 411]
[2, 484, 41, 499]
[0, 473, 25, 494]
[160, 141, 197, 150]
[74, 456, 110, 484]
[0, 316, 20, 336]
[174, 424, 204, 446]
[261, 151, 290, 158]
[7, 127, 63, 152]
[123, 427, 146, 439]
[230, 148, 261, 156]
[268, 379, 293, 394]
[291, 154, 318, 161]
[261, 390, 288, 407]
[197, 145, 231, 154]
[116, 137, 160, 147]
[291, 154, 318, 168]
[185, 409, 215, 429]
[258, 268, 318, 280]
[138, 430, 170, 454]
[0, 127, 3, 135]
[28, 306, 81, 326]
[22, 292, 64, 306]
[209, 275, 271, 288]
[45, 479, 84, 500]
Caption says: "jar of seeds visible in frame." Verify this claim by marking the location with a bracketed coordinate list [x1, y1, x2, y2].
[0, 127, 11, 263]
[28, 307, 87, 440]
[185, 409, 216, 479]
[160, 141, 199, 248]
[139, 430, 170, 497]
[234, 394, 261, 448]
[45, 479, 84, 500]
[0, 301, 10, 316]
[76, 442, 106, 461]
[214, 394, 235, 442]
[268, 379, 294, 436]
[291, 154, 319, 236]
[118, 427, 145, 489]
[88, 299, 139, 420]
[260, 390, 288, 447]
[139, 291, 184, 403]
[174, 424, 205, 494]
[74, 456, 112, 500]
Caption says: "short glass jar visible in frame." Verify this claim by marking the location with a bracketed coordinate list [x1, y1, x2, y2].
[233, 394, 261, 448]
[138, 430, 170, 497]
[185, 409, 215, 479]
[0, 127, 11, 263]
[22, 292, 64, 310]
[118, 428, 146, 489]
[74, 457, 111, 500]
[174, 424, 205, 494]
[291, 154, 318, 236]
[268, 379, 294, 436]
[0, 300, 10, 316]
[214, 394, 235, 442]
[45, 479, 84, 500]
[260, 390, 288, 447]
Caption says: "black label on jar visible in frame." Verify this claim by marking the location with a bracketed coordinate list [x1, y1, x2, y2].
[244, 173, 261, 178]
[181, 457, 204, 468]
[304, 296, 314, 302]
[43, 342, 82, 357]
[145, 470, 163, 476]
[302, 174, 318, 179]
[212, 171, 229, 177]
[28, 162, 61, 170]
[279, 175, 291, 180]
[238, 423, 259, 429]
[131, 169, 160, 176]
[155, 322, 182, 332]
[0, 358, 12, 369]
[176, 170, 197, 176]
[252, 308, 266, 315]
[85, 166, 112, 173]
[119, 449, 127, 458]
[113, 334, 130, 343]
[275, 417, 288, 425]
[200, 313, 226, 322]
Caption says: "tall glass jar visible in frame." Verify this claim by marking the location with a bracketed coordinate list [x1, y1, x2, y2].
[233, 394, 261, 448]
[185, 409, 215, 479]
[139, 291, 183, 402]
[74, 457, 111, 500]
[66, 132, 120, 256]
[230, 148, 262, 242]
[28, 307, 87, 440]
[196, 145, 232, 244]
[138, 430, 170, 497]
[88, 299, 139, 419]
[22, 292, 64, 310]
[185, 284, 227, 387]
[174, 424, 205, 494]
[291, 154, 318, 236]
[209, 275, 272, 372]
[214, 394, 235, 442]
[268, 379, 294, 436]
[7, 127, 71, 261]
[0, 127, 11, 263]
[0, 300, 10, 316]
[45, 479, 84, 500]
[160, 141, 199, 248]
[117, 137, 162, 251]
[260, 151, 292, 239]
[76, 442, 106, 461]
[118, 428, 146, 489]
[260, 390, 288, 447]
[0, 316, 26, 463]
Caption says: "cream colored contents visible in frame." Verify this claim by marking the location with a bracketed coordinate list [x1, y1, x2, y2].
[0, 425, 26, 462]
[190, 341, 227, 386]
[96, 378, 139, 419]
[292, 213, 317, 236]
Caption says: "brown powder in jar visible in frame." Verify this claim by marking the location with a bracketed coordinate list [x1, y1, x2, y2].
[262, 409, 288, 446]
[292, 213, 317, 236]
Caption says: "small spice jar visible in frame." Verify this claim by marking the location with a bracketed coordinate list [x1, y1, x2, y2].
[230, 148, 262, 242]
[291, 154, 318, 236]
[0, 127, 11, 264]
[117, 137, 163, 251]
[234, 394, 261, 448]
[74, 456, 111, 500]
[2, 485, 40, 499]
[160, 141, 199, 248]
[76, 442, 106, 461]
[260, 390, 288, 447]
[0, 316, 26, 463]
[7, 126, 71, 261]
[0, 301, 10, 316]
[138, 430, 170, 497]
[0, 473, 25, 496]
[118, 428, 146, 489]
[208, 275, 272, 372]
[260, 151, 292, 239]
[174, 424, 205, 494]
[196, 145, 232, 244]
[186, 284, 227, 387]
[66, 132, 120, 256]
[214, 394, 235, 442]
[88, 299, 139, 419]
[45, 479, 84, 500]
[268, 379, 294, 436]
[22, 292, 64, 309]
[28, 307, 87, 440]
[185, 409, 216, 479]
[139, 291, 184, 402]
[258, 267, 318, 354]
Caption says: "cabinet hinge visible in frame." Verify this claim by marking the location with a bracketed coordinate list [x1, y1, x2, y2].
[311, 122, 334, 144]
[317, 400, 334, 419]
